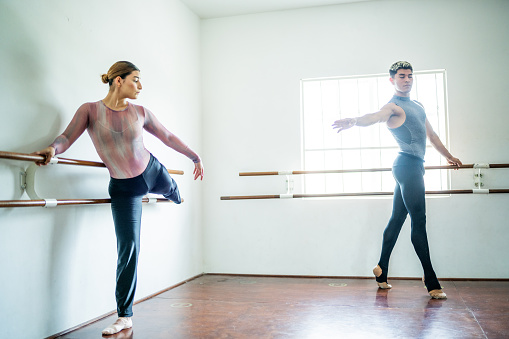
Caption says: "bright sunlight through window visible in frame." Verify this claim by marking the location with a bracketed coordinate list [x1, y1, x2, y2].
[301, 70, 449, 194]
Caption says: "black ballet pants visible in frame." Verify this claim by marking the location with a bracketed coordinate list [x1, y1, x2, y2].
[108, 154, 180, 317]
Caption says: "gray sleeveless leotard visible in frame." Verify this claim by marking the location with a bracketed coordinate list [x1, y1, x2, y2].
[388, 95, 427, 160]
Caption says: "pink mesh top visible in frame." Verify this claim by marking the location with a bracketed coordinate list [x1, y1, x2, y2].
[50, 101, 200, 179]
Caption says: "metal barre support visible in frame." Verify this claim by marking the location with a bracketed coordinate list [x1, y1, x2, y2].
[220, 189, 509, 200]
[239, 163, 509, 176]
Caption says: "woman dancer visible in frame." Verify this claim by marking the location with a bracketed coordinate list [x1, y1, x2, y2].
[36, 61, 203, 334]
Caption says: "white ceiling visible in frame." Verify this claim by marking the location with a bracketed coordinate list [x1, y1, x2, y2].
[180, 0, 375, 19]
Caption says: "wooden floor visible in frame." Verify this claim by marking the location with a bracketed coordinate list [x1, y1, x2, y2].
[54, 274, 509, 339]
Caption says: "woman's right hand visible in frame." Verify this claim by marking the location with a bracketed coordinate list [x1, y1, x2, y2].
[33, 146, 56, 166]
[193, 161, 204, 181]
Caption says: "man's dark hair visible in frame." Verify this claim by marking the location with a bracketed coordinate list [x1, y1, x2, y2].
[389, 61, 413, 78]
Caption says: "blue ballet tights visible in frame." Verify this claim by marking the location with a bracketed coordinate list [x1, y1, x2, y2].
[377, 154, 441, 292]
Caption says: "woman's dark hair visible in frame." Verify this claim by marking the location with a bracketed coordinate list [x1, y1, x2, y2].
[101, 61, 140, 86]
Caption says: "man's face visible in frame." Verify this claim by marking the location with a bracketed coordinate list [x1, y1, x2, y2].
[390, 69, 413, 95]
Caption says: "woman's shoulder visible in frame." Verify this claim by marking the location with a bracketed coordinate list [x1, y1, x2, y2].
[129, 102, 152, 117]
[129, 102, 148, 111]
[77, 101, 102, 110]
[75, 101, 97, 114]
[75, 101, 103, 123]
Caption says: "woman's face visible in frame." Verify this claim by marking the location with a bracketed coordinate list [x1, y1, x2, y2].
[118, 71, 142, 99]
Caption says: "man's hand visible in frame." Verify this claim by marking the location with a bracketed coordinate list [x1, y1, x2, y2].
[446, 156, 462, 169]
[332, 118, 357, 133]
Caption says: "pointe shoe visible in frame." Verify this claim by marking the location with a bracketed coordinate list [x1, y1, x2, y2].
[373, 265, 392, 289]
[102, 317, 133, 335]
[429, 289, 447, 299]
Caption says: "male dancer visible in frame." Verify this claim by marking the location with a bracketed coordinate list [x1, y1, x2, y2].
[332, 61, 461, 299]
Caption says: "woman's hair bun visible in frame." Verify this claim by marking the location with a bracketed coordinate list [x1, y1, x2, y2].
[101, 73, 109, 84]
[102, 62, 139, 86]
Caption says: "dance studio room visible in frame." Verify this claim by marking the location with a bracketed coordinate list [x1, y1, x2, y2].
[1, 0, 508, 338]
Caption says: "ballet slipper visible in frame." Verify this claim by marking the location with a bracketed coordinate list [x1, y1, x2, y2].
[377, 282, 392, 289]
[377, 282, 392, 290]
[102, 317, 132, 335]
[423, 275, 445, 298]
[429, 289, 447, 299]
[373, 265, 392, 289]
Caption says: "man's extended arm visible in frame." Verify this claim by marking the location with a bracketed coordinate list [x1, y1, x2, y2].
[332, 103, 399, 132]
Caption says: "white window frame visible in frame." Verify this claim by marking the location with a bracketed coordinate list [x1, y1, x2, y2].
[300, 70, 450, 195]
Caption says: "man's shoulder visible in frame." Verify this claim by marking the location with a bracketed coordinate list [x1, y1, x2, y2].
[383, 102, 404, 116]
[412, 100, 424, 108]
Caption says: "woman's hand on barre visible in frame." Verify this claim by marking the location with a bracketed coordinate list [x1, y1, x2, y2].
[193, 161, 204, 181]
[33, 146, 56, 166]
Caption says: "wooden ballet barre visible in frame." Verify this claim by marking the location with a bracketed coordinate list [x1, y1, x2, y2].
[220, 189, 509, 200]
[0, 197, 173, 208]
[239, 163, 509, 176]
[0, 151, 184, 175]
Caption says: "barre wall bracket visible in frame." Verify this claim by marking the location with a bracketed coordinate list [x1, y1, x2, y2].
[474, 167, 485, 188]
[24, 163, 61, 207]
[24, 163, 43, 200]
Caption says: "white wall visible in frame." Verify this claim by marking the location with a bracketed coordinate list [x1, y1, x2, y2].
[0, 0, 202, 337]
[201, 0, 509, 279]
[1, 0, 509, 337]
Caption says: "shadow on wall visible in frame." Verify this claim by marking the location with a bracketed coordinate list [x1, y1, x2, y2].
[0, 3, 90, 335]
[0, 2, 67, 200]
[0, 2, 63, 154]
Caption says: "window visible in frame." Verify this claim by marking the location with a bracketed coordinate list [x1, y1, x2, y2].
[301, 70, 449, 194]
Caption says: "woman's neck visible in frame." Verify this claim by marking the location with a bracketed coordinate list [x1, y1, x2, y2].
[102, 92, 128, 110]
